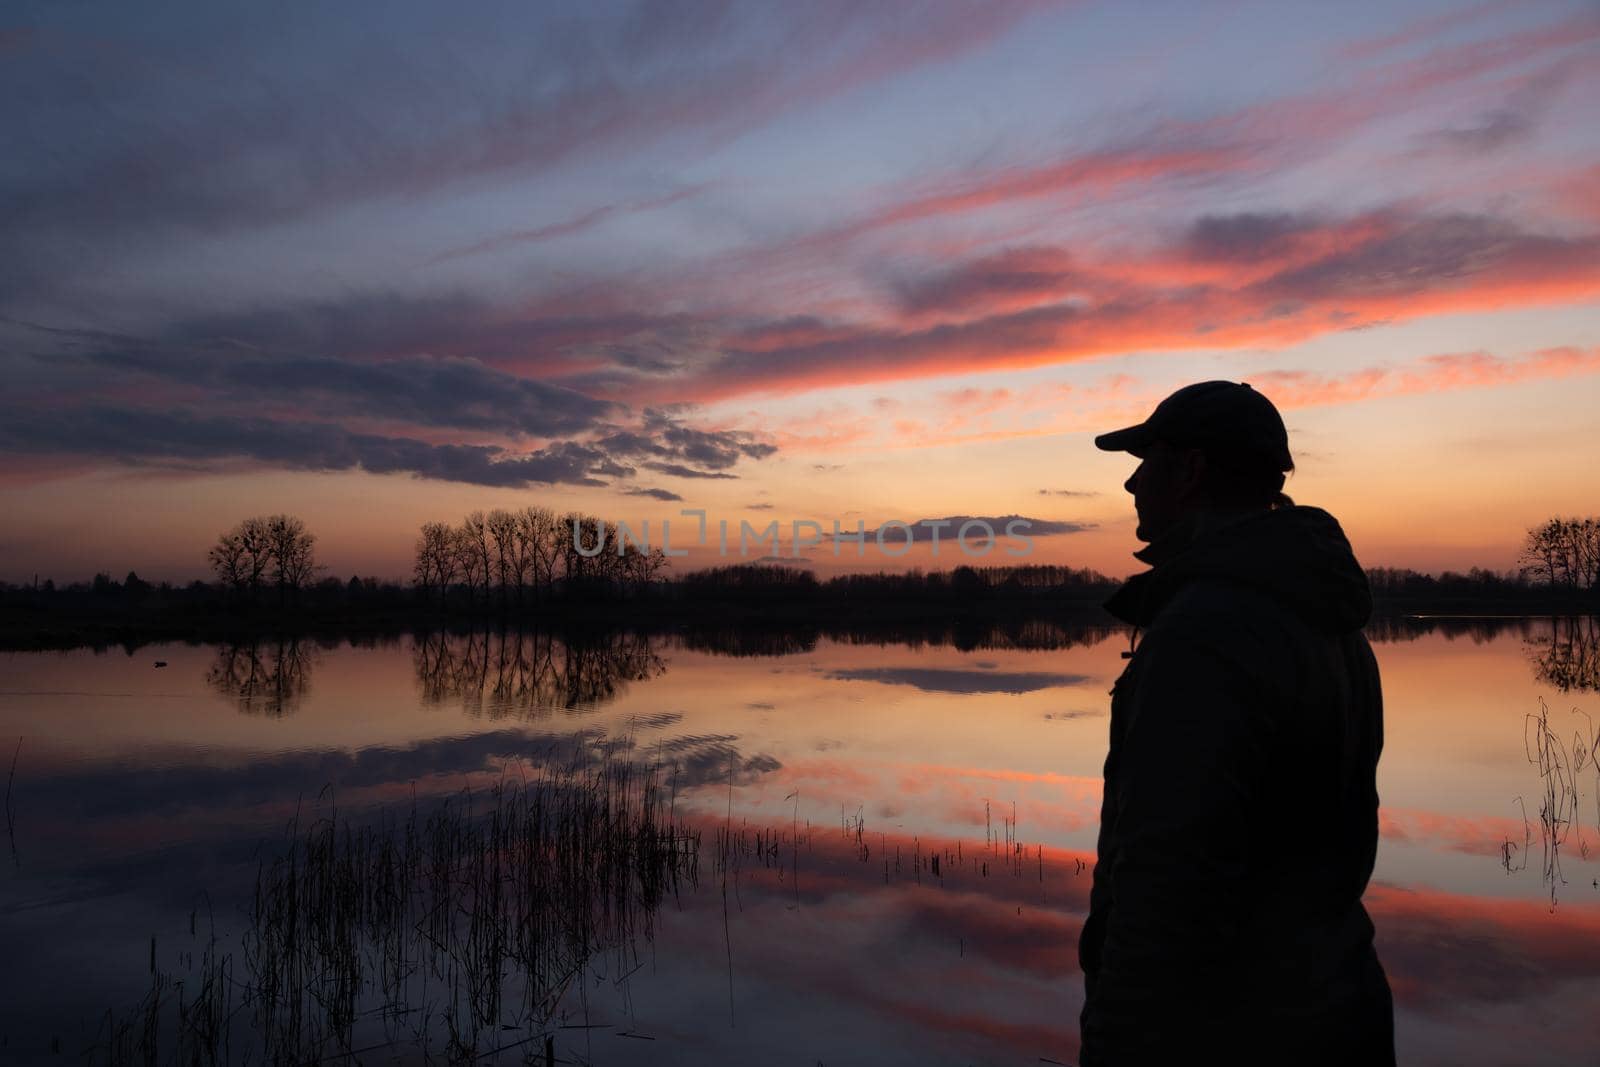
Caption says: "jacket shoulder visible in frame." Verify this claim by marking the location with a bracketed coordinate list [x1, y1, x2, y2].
[1135, 578, 1312, 699]
[1148, 577, 1306, 645]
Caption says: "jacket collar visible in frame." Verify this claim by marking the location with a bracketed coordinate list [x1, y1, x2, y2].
[1103, 507, 1264, 627]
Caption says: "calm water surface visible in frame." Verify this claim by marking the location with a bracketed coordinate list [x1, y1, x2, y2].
[1, 619, 1597, 1065]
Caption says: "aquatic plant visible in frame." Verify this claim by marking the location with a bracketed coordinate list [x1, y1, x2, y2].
[85, 746, 699, 1065]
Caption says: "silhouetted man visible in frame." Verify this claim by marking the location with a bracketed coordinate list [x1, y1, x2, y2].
[1078, 381, 1395, 1066]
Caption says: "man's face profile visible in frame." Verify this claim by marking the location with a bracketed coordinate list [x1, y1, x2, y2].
[1123, 439, 1203, 544]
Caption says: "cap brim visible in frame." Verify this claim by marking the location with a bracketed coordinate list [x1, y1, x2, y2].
[1094, 423, 1155, 456]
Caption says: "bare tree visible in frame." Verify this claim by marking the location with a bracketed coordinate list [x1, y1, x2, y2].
[561, 512, 606, 585]
[620, 544, 669, 586]
[1521, 517, 1600, 593]
[452, 512, 493, 606]
[1569, 517, 1600, 591]
[208, 516, 273, 597]
[1521, 519, 1565, 588]
[486, 509, 523, 606]
[209, 529, 249, 591]
[517, 506, 562, 597]
[413, 521, 459, 603]
[265, 514, 319, 599]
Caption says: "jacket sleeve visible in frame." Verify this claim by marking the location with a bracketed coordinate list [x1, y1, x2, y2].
[1080, 619, 1277, 1063]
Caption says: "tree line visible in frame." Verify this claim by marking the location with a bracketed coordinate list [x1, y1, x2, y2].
[4, 511, 1597, 628]
[412, 507, 668, 607]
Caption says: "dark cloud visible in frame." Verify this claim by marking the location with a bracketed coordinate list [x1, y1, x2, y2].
[1254, 213, 1600, 301]
[892, 246, 1081, 314]
[578, 325, 729, 378]
[598, 408, 775, 473]
[1038, 488, 1100, 498]
[1417, 109, 1534, 154]
[75, 339, 615, 440]
[0, 406, 628, 488]
[106, 299, 697, 376]
[643, 462, 740, 480]
[162, 292, 494, 359]
[1411, 62, 1573, 157]
[1185, 212, 1319, 262]
[623, 486, 685, 502]
[824, 667, 1090, 694]
[12, 304, 732, 436]
[3, 314, 780, 486]
[848, 515, 1094, 544]
[645, 407, 778, 466]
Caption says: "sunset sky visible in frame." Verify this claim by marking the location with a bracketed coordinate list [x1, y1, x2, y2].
[3, 0, 1598, 583]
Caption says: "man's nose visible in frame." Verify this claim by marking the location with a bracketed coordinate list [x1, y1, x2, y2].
[1124, 463, 1141, 495]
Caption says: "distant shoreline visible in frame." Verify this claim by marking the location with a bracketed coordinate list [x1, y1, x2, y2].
[1, 593, 1594, 651]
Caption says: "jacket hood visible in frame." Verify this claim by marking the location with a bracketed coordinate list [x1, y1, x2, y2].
[1103, 504, 1372, 633]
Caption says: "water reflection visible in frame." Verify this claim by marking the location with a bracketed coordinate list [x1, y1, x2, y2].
[1363, 615, 1540, 644]
[1510, 696, 1600, 910]
[1363, 613, 1600, 694]
[412, 629, 666, 718]
[7, 619, 1600, 1065]
[677, 618, 1120, 656]
[1526, 615, 1600, 693]
[93, 751, 700, 1064]
[824, 666, 1091, 694]
[205, 638, 316, 717]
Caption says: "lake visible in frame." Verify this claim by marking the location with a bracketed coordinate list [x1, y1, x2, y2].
[1, 616, 1597, 1065]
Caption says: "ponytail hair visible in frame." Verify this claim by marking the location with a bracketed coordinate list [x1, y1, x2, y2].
[1191, 441, 1295, 510]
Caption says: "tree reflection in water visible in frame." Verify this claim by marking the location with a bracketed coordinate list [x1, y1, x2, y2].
[206, 638, 316, 717]
[1526, 615, 1600, 693]
[1361, 613, 1600, 692]
[412, 629, 667, 718]
[675, 618, 1120, 657]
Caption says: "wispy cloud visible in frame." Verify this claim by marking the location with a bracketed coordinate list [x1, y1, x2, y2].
[428, 186, 709, 265]
[1, 2, 1055, 298]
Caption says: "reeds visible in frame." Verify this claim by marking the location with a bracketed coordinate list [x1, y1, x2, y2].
[1518, 695, 1596, 910]
[80, 737, 1065, 1063]
[86, 745, 700, 1065]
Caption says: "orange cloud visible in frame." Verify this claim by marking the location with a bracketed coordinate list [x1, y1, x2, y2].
[1252, 346, 1600, 410]
[617, 205, 1599, 408]
[750, 343, 1600, 458]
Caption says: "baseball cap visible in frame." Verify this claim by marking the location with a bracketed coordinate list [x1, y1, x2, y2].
[1094, 380, 1293, 471]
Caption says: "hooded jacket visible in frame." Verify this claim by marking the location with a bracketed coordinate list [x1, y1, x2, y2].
[1077, 504, 1395, 1066]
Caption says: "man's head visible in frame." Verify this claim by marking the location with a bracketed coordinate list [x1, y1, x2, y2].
[1095, 381, 1294, 544]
